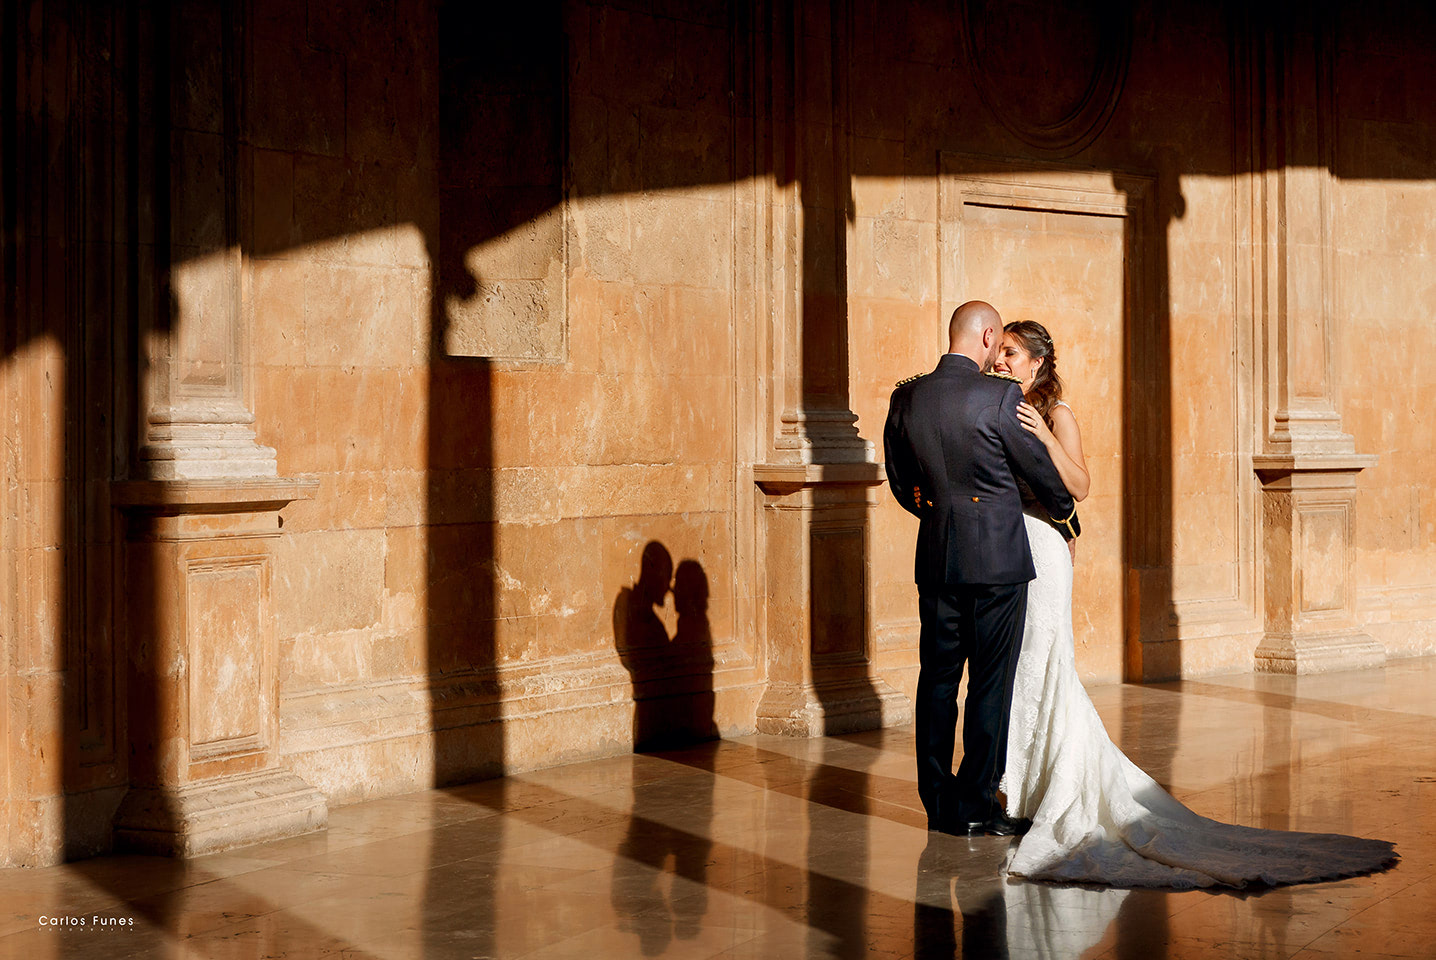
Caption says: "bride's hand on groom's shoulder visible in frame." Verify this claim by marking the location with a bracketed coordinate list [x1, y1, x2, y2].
[1016, 402, 1055, 446]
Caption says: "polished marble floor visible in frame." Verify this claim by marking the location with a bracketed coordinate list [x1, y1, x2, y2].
[5, 657, 1436, 959]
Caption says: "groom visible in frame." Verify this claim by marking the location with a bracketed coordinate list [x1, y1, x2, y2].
[884, 301, 1078, 837]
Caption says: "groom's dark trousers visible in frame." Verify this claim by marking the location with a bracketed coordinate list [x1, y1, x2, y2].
[883, 352, 1077, 830]
[917, 582, 1027, 826]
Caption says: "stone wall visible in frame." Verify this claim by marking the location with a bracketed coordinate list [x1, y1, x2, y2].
[1335, 16, 1436, 657]
[3, 0, 1436, 865]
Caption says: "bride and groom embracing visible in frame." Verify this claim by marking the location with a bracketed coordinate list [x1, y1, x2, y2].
[884, 300, 1397, 889]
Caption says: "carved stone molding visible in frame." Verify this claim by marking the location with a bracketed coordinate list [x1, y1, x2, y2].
[773, 409, 876, 466]
[140, 402, 278, 481]
[961, 1, 1131, 156]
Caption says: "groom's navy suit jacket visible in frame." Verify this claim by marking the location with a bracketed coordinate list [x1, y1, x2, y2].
[883, 353, 1076, 586]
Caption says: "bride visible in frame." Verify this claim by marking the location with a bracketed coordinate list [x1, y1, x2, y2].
[991, 320, 1397, 888]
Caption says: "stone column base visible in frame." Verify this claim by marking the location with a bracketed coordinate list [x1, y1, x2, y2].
[1254, 630, 1386, 675]
[114, 769, 327, 858]
[1253, 455, 1381, 677]
[756, 678, 912, 737]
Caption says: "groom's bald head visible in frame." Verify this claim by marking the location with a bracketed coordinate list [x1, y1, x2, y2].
[948, 300, 1003, 367]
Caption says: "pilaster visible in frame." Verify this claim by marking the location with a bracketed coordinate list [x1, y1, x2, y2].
[754, 465, 911, 736]
[138, 1, 274, 482]
[1250, 4, 1353, 460]
[1246, 7, 1380, 672]
[752, 1, 910, 734]
[109, 3, 326, 855]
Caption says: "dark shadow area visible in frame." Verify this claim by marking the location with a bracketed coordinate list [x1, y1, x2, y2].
[805, 739, 873, 959]
[421, 2, 532, 955]
[673, 559, 720, 740]
[4, 0, 171, 870]
[1112, 888, 1171, 960]
[666, 738, 926, 828]
[614, 544, 719, 749]
[421, 780, 506, 960]
[1120, 169, 1178, 682]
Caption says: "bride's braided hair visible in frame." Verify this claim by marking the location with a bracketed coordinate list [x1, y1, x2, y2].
[1004, 320, 1064, 427]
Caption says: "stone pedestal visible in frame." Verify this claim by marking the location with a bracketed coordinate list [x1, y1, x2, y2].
[754, 463, 912, 736]
[113, 479, 326, 857]
[1253, 455, 1383, 674]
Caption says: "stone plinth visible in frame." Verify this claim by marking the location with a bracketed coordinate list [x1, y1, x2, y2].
[1253, 455, 1384, 674]
[754, 463, 912, 736]
[113, 479, 327, 857]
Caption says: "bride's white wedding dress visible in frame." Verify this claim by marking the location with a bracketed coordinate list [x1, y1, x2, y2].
[1002, 509, 1398, 888]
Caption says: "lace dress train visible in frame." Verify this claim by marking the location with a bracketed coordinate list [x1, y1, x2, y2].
[1003, 512, 1397, 889]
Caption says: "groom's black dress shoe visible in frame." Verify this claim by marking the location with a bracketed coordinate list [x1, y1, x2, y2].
[928, 813, 1031, 838]
[963, 813, 1032, 837]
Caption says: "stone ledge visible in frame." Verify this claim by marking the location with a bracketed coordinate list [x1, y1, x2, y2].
[1252, 454, 1378, 490]
[113, 769, 328, 858]
[113, 477, 320, 512]
[754, 462, 884, 495]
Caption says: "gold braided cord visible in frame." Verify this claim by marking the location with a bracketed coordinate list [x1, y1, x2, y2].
[1053, 506, 1079, 538]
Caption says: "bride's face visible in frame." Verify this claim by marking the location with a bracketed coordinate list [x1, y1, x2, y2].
[994, 334, 1041, 388]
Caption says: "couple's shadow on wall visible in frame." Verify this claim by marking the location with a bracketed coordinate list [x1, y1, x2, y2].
[613, 541, 719, 749]
[610, 541, 720, 955]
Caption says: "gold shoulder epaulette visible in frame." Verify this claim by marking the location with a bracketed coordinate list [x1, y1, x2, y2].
[985, 370, 1022, 384]
[895, 373, 926, 387]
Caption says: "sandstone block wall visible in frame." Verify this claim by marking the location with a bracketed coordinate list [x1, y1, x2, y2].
[3, 0, 1435, 865]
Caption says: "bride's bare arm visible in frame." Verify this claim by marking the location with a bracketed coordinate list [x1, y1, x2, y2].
[1016, 402, 1090, 502]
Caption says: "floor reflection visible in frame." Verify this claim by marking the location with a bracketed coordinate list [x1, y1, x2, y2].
[4, 658, 1435, 958]
[806, 739, 872, 959]
[611, 753, 715, 955]
[915, 837, 1133, 960]
[914, 838, 1009, 959]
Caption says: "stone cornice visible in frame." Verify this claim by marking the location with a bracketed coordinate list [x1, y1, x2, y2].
[112, 477, 319, 513]
[753, 462, 884, 495]
[1252, 454, 1378, 490]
